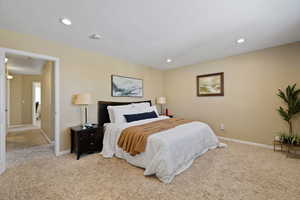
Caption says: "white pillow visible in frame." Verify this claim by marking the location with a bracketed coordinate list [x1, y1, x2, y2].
[138, 105, 159, 117]
[108, 105, 141, 123]
[107, 107, 115, 123]
[107, 104, 134, 123]
[108, 103, 157, 123]
[132, 102, 151, 110]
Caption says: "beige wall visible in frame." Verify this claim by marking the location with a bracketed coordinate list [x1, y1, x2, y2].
[0, 29, 164, 151]
[41, 61, 54, 141]
[9, 75, 23, 125]
[9, 74, 42, 125]
[164, 42, 300, 145]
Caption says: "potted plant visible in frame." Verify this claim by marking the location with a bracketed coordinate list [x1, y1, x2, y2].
[279, 134, 300, 145]
[277, 84, 300, 145]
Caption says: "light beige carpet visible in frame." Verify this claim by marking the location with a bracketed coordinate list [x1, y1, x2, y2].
[0, 141, 299, 200]
[6, 129, 49, 152]
[6, 144, 54, 168]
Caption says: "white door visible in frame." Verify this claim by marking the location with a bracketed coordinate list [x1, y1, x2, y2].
[0, 50, 6, 174]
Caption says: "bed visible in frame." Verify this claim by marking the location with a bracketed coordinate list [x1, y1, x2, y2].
[98, 100, 224, 183]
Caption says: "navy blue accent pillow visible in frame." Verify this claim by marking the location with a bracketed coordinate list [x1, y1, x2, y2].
[124, 111, 158, 123]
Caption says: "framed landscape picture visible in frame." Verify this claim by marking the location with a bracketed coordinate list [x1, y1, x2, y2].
[197, 72, 224, 96]
[111, 75, 143, 97]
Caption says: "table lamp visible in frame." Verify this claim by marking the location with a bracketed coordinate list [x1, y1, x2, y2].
[157, 97, 166, 115]
[74, 93, 92, 128]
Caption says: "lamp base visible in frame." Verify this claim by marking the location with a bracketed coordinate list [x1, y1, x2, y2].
[160, 104, 164, 115]
[81, 105, 89, 129]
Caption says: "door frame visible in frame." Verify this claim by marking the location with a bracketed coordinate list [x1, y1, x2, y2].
[0, 48, 60, 174]
[6, 76, 10, 128]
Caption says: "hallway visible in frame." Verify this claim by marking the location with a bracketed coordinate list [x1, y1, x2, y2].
[6, 129, 48, 152]
[6, 129, 52, 168]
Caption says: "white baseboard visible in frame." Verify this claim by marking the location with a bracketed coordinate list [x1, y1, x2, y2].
[8, 124, 40, 132]
[8, 124, 33, 128]
[218, 136, 274, 149]
[56, 150, 70, 156]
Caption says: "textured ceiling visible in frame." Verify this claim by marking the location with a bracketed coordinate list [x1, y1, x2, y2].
[0, 0, 299, 70]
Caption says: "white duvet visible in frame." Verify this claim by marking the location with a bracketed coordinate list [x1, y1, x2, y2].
[101, 116, 225, 183]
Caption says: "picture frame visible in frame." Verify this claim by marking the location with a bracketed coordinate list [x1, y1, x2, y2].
[111, 75, 143, 97]
[197, 72, 224, 96]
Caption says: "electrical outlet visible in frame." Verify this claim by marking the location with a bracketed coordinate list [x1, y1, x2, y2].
[220, 123, 225, 131]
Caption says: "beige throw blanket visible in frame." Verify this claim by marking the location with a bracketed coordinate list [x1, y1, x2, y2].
[117, 118, 193, 156]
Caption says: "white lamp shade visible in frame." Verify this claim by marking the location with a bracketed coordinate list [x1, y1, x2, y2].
[74, 93, 93, 105]
[157, 97, 166, 104]
[7, 74, 13, 80]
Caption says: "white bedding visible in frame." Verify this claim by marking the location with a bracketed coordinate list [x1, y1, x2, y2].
[101, 116, 225, 183]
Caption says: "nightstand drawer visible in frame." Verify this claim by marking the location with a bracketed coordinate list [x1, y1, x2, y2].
[87, 140, 99, 151]
[78, 129, 98, 138]
[78, 132, 97, 140]
[81, 137, 101, 151]
[78, 127, 97, 133]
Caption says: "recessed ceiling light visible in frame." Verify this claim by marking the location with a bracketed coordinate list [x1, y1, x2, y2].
[89, 34, 101, 40]
[60, 18, 72, 26]
[166, 58, 172, 63]
[4, 58, 8, 63]
[237, 38, 245, 44]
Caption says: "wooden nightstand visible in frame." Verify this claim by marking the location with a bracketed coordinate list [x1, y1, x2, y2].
[70, 124, 102, 160]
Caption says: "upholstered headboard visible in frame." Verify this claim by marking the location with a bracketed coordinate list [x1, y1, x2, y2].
[97, 100, 152, 127]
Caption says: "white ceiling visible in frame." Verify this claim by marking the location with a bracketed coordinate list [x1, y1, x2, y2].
[0, 0, 299, 70]
[6, 54, 45, 75]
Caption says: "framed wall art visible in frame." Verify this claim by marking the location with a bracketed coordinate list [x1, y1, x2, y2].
[197, 72, 224, 96]
[111, 75, 143, 97]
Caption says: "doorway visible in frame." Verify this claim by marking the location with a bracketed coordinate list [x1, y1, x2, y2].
[0, 48, 60, 174]
[32, 81, 41, 128]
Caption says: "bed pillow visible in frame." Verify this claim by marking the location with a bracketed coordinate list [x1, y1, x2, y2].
[108, 105, 141, 123]
[107, 104, 135, 123]
[141, 105, 159, 116]
[124, 111, 158, 123]
[107, 107, 115, 123]
[132, 102, 151, 110]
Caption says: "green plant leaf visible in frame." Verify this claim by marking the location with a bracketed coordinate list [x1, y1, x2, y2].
[277, 84, 300, 135]
[277, 107, 290, 121]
